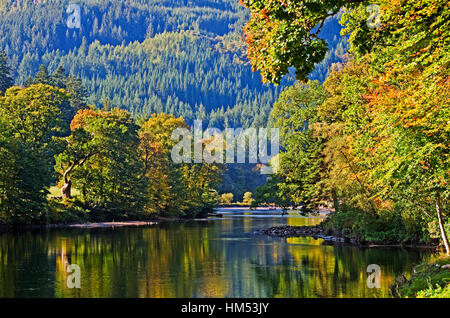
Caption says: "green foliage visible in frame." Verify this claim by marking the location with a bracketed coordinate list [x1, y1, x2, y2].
[28, 64, 88, 133]
[340, 3, 381, 56]
[178, 161, 224, 218]
[240, 0, 359, 83]
[64, 108, 149, 220]
[270, 80, 327, 209]
[0, 84, 69, 224]
[416, 284, 450, 298]
[46, 198, 89, 224]
[32, 64, 51, 85]
[395, 255, 450, 298]
[253, 175, 292, 209]
[322, 206, 427, 244]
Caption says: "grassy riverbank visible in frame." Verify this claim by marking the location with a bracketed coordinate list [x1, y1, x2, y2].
[392, 254, 450, 298]
[0, 188, 223, 229]
[0, 190, 158, 227]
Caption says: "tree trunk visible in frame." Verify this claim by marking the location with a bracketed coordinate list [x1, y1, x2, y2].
[331, 188, 339, 213]
[61, 165, 74, 199]
[59, 156, 92, 200]
[61, 179, 72, 199]
[436, 192, 449, 256]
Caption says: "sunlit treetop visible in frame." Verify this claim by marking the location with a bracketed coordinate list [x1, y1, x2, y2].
[240, 0, 367, 84]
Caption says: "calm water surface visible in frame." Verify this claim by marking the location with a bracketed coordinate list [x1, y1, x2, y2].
[0, 208, 431, 298]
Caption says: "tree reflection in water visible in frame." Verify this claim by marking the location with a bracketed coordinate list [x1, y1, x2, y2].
[0, 211, 431, 298]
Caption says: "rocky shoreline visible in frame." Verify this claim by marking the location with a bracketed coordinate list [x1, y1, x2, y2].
[254, 225, 354, 244]
[254, 225, 439, 248]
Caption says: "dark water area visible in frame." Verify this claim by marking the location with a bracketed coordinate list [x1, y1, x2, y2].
[0, 208, 432, 298]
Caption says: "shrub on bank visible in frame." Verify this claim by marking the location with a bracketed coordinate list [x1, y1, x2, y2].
[416, 284, 450, 298]
[321, 205, 431, 245]
[45, 199, 89, 224]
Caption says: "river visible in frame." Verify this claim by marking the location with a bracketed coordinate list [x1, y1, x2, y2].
[0, 208, 431, 298]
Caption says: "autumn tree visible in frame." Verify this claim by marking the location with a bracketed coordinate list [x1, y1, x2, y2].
[220, 193, 234, 205]
[240, 0, 365, 84]
[139, 113, 189, 214]
[140, 113, 224, 217]
[242, 192, 254, 206]
[360, 0, 449, 253]
[56, 108, 148, 219]
[55, 108, 105, 199]
[0, 84, 68, 223]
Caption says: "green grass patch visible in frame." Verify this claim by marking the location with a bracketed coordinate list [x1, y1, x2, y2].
[48, 186, 81, 198]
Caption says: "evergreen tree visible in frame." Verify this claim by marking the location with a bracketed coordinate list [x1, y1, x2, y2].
[52, 65, 66, 89]
[0, 50, 13, 94]
[33, 65, 51, 85]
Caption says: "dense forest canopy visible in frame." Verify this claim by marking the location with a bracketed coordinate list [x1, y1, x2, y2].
[0, 0, 346, 128]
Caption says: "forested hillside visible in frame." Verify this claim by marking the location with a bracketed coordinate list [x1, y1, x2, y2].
[0, 0, 345, 127]
[0, 0, 347, 199]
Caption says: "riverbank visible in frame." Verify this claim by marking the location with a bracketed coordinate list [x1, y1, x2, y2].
[391, 255, 450, 298]
[0, 207, 321, 231]
[0, 220, 159, 231]
[254, 225, 439, 248]
[0, 213, 227, 232]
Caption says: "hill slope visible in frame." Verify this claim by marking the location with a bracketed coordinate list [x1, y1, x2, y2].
[0, 0, 346, 128]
